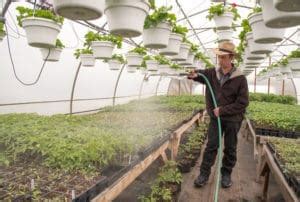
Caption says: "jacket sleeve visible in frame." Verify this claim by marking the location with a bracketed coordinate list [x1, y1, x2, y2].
[219, 76, 249, 116]
[192, 69, 211, 84]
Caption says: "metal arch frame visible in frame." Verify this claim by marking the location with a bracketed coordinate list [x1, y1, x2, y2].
[112, 64, 126, 106]
[138, 73, 148, 100]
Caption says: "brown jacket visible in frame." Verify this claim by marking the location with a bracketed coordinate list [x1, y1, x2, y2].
[193, 67, 249, 122]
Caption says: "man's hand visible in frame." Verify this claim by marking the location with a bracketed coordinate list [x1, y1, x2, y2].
[213, 107, 220, 117]
[187, 70, 198, 79]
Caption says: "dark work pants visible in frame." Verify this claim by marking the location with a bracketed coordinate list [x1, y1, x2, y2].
[200, 118, 242, 177]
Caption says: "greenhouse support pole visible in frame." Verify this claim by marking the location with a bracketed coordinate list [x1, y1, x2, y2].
[70, 62, 82, 115]
[112, 64, 126, 107]
[138, 74, 148, 100]
[290, 78, 299, 104]
[155, 75, 163, 96]
[1, 0, 12, 19]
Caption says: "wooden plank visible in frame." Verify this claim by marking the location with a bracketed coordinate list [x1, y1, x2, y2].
[92, 112, 202, 202]
[245, 118, 259, 160]
[92, 141, 169, 202]
[261, 145, 298, 202]
[160, 151, 168, 163]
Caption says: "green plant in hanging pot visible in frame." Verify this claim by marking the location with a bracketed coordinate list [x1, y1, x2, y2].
[106, 54, 126, 71]
[143, 6, 176, 49]
[0, 22, 6, 41]
[160, 24, 187, 56]
[40, 39, 65, 62]
[16, 6, 64, 48]
[127, 46, 147, 67]
[143, 55, 158, 72]
[84, 31, 122, 59]
[287, 49, 300, 77]
[207, 4, 240, 30]
[155, 54, 171, 75]
[74, 48, 95, 67]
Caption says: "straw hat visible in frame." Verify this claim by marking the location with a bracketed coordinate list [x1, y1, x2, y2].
[213, 41, 236, 56]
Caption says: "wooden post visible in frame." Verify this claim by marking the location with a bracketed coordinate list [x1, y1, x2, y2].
[267, 78, 271, 95]
[262, 168, 270, 201]
[282, 79, 285, 96]
[178, 79, 181, 95]
[254, 67, 257, 93]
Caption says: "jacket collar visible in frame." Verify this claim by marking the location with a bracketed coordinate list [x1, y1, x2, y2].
[215, 65, 243, 80]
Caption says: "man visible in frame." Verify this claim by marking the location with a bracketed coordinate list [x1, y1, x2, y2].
[187, 41, 249, 188]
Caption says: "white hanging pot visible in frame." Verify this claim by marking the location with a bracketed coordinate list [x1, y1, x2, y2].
[274, 0, 300, 12]
[140, 69, 147, 74]
[105, 0, 150, 38]
[244, 47, 265, 60]
[244, 58, 263, 65]
[273, 67, 281, 75]
[21, 17, 62, 48]
[260, 0, 300, 28]
[288, 58, 300, 73]
[213, 12, 234, 30]
[244, 65, 257, 69]
[216, 29, 233, 42]
[143, 22, 172, 49]
[126, 66, 137, 73]
[191, 59, 202, 69]
[179, 52, 195, 66]
[248, 12, 286, 44]
[146, 60, 158, 71]
[40, 48, 62, 62]
[158, 64, 170, 75]
[80, 54, 95, 67]
[108, 59, 122, 70]
[91, 41, 114, 59]
[126, 52, 143, 67]
[53, 0, 104, 20]
[286, 72, 293, 79]
[159, 33, 183, 56]
[280, 66, 291, 74]
[246, 32, 274, 54]
[172, 43, 191, 61]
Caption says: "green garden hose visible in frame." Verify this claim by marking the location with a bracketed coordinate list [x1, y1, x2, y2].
[182, 72, 223, 202]
[197, 73, 222, 202]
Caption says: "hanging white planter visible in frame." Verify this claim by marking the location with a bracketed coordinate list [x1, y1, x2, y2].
[108, 59, 122, 71]
[216, 29, 233, 42]
[158, 64, 170, 75]
[172, 43, 191, 61]
[53, 0, 104, 20]
[244, 58, 263, 65]
[260, 0, 300, 28]
[280, 66, 291, 74]
[143, 22, 172, 49]
[104, 0, 150, 38]
[246, 32, 274, 54]
[140, 69, 147, 75]
[288, 58, 300, 73]
[40, 48, 62, 62]
[146, 60, 158, 72]
[244, 47, 265, 60]
[249, 12, 285, 44]
[213, 12, 234, 30]
[126, 52, 143, 67]
[21, 17, 62, 48]
[126, 66, 137, 73]
[159, 33, 183, 56]
[91, 41, 114, 59]
[80, 54, 95, 67]
[274, 0, 300, 12]
[179, 52, 195, 66]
